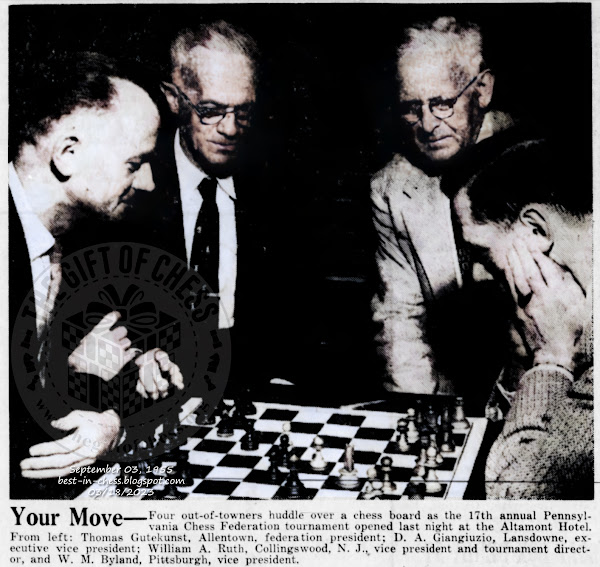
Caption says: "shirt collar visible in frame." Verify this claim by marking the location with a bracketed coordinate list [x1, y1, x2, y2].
[174, 130, 236, 201]
[9, 162, 56, 261]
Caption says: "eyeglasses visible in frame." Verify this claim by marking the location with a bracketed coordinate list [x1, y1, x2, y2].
[399, 73, 482, 125]
[175, 86, 254, 127]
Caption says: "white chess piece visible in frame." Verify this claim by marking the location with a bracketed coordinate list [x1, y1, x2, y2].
[310, 436, 327, 472]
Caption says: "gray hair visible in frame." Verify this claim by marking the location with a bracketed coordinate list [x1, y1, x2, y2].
[170, 20, 259, 90]
[397, 17, 485, 86]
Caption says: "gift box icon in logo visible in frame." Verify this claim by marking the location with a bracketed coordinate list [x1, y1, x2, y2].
[63, 284, 181, 417]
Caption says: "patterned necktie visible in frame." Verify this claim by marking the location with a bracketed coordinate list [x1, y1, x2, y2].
[190, 177, 219, 294]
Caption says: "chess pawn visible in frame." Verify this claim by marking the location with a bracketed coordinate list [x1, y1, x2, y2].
[406, 408, 419, 445]
[241, 421, 259, 451]
[360, 467, 380, 500]
[452, 397, 470, 430]
[380, 456, 397, 494]
[424, 463, 443, 494]
[310, 436, 327, 472]
[440, 428, 456, 454]
[283, 455, 307, 499]
[405, 479, 425, 500]
[429, 433, 444, 465]
[396, 419, 410, 453]
[217, 408, 234, 438]
[425, 442, 439, 469]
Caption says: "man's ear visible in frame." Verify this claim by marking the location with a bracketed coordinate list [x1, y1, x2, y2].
[518, 206, 553, 253]
[50, 136, 79, 182]
[474, 70, 495, 110]
[160, 81, 180, 114]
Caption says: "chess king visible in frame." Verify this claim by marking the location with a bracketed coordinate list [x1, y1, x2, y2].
[450, 137, 593, 499]
[9, 52, 185, 495]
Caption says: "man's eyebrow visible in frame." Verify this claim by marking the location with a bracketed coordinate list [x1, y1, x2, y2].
[197, 99, 254, 107]
[128, 150, 155, 161]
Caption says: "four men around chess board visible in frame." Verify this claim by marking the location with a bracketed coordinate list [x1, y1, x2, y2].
[371, 17, 514, 396]
[8, 14, 592, 500]
[450, 137, 592, 499]
[9, 53, 185, 492]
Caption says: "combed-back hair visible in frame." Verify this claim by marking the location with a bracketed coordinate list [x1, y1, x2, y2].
[170, 20, 260, 90]
[456, 136, 591, 225]
[11, 52, 128, 152]
[397, 16, 486, 86]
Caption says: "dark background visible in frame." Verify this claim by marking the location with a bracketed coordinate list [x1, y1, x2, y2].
[9, 3, 592, 404]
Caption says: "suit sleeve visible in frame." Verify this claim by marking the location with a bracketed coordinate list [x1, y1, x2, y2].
[371, 176, 439, 394]
[485, 366, 593, 499]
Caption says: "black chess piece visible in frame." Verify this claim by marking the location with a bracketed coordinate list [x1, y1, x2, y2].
[196, 407, 216, 426]
[173, 450, 194, 487]
[405, 480, 425, 500]
[217, 408, 234, 437]
[267, 445, 282, 483]
[241, 420, 259, 451]
[279, 434, 291, 469]
[281, 456, 306, 499]
[425, 405, 438, 432]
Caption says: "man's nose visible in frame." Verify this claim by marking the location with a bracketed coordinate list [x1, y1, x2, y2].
[133, 163, 155, 192]
[216, 112, 239, 137]
[420, 105, 441, 133]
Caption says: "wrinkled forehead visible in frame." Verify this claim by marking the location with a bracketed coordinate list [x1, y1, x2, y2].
[172, 45, 255, 95]
[397, 52, 460, 98]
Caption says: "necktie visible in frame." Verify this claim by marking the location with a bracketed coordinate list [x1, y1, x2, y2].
[190, 177, 219, 294]
[37, 244, 63, 338]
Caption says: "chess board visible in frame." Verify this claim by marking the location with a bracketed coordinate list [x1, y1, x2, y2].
[78, 400, 487, 500]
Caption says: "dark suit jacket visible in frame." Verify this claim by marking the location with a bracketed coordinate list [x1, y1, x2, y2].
[122, 135, 274, 395]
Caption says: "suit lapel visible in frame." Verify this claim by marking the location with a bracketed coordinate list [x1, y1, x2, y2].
[390, 176, 461, 300]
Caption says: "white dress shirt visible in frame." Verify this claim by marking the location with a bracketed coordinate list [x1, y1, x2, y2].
[174, 131, 237, 329]
[9, 163, 57, 335]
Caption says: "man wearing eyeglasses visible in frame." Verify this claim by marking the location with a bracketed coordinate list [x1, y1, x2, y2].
[149, 20, 269, 393]
[371, 17, 514, 396]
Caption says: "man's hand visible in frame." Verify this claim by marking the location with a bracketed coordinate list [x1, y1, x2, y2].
[504, 239, 586, 371]
[20, 410, 121, 478]
[68, 311, 137, 381]
[134, 348, 184, 400]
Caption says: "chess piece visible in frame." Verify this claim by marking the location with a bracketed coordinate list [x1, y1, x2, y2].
[425, 405, 438, 432]
[425, 442, 439, 469]
[440, 422, 455, 454]
[241, 420, 260, 451]
[405, 479, 425, 500]
[282, 455, 306, 499]
[452, 397, 470, 430]
[279, 437, 291, 470]
[413, 448, 427, 478]
[360, 467, 381, 500]
[173, 450, 195, 487]
[337, 444, 360, 489]
[380, 456, 397, 494]
[424, 463, 443, 494]
[310, 436, 327, 472]
[406, 408, 419, 445]
[267, 445, 282, 483]
[429, 433, 444, 465]
[217, 408, 234, 437]
[396, 419, 410, 453]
